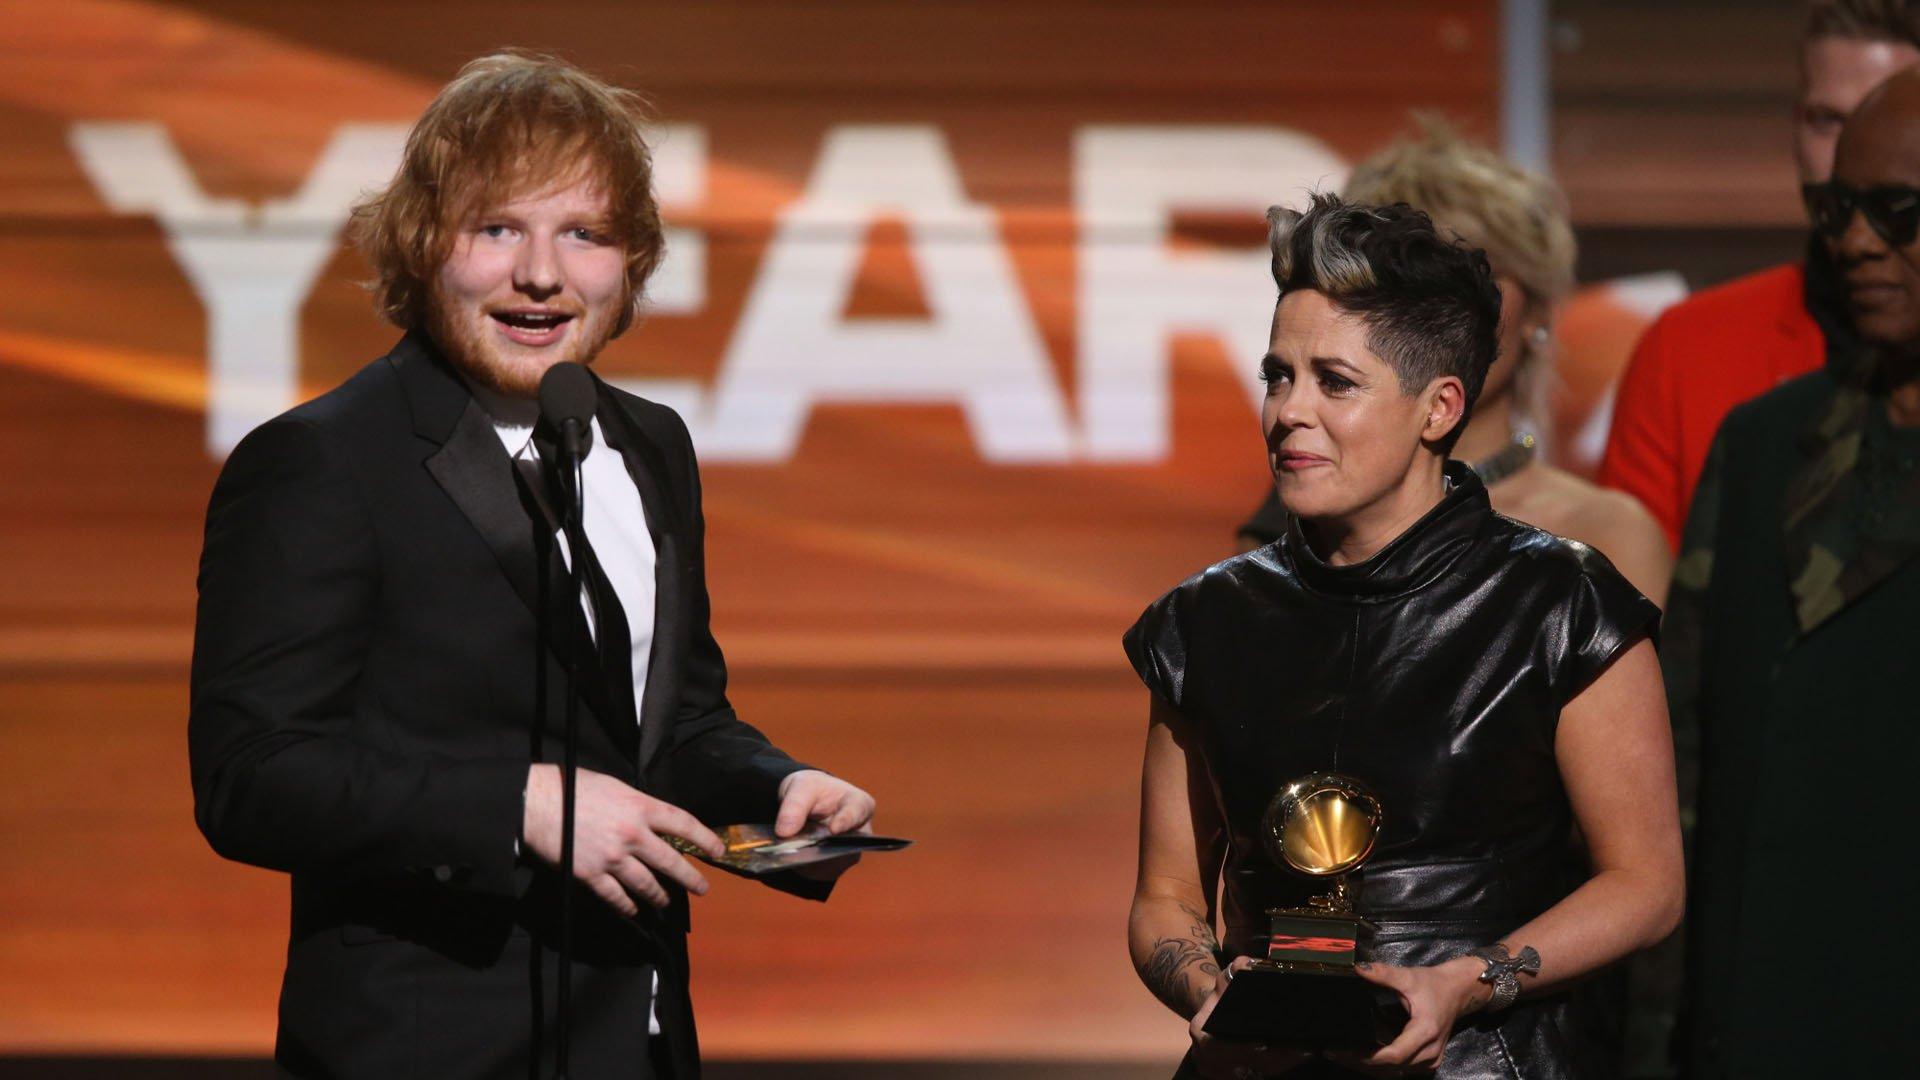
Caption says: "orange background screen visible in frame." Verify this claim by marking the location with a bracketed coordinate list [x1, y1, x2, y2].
[0, 1, 1657, 1064]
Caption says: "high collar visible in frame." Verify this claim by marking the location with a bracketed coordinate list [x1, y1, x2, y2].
[1280, 460, 1490, 601]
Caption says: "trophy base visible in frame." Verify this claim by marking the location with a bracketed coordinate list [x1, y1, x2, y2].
[1201, 961, 1408, 1052]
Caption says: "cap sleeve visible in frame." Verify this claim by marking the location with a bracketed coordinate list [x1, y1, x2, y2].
[1123, 581, 1194, 712]
[1554, 548, 1662, 709]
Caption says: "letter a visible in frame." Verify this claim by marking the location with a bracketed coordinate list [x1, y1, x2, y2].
[707, 126, 1072, 462]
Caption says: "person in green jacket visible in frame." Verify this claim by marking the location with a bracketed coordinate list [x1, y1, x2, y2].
[1669, 61, 1920, 1079]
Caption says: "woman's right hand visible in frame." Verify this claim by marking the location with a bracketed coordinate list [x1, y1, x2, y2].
[1185, 957, 1314, 1079]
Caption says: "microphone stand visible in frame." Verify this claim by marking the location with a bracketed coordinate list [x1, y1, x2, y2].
[552, 419, 589, 1080]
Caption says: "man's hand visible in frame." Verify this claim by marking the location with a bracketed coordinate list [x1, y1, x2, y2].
[774, 769, 877, 884]
[521, 764, 726, 917]
[774, 769, 876, 838]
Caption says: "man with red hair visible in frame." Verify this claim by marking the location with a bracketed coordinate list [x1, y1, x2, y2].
[188, 52, 875, 1078]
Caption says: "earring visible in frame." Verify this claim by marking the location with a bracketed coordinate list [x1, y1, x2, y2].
[1526, 326, 1550, 347]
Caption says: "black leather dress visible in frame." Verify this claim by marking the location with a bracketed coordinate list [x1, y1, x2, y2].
[1126, 464, 1659, 1079]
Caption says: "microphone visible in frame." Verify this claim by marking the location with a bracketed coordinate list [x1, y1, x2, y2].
[534, 360, 595, 1080]
[537, 361, 597, 461]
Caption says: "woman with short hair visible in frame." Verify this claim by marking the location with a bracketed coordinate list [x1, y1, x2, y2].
[1127, 194, 1682, 1078]
[1237, 124, 1671, 608]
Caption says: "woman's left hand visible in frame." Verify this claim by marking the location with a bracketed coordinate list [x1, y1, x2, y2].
[1332, 956, 1489, 1074]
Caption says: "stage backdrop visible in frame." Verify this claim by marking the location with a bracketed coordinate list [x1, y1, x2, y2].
[0, 0, 1803, 1064]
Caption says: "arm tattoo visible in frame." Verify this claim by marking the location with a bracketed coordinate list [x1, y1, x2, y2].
[1140, 901, 1222, 1017]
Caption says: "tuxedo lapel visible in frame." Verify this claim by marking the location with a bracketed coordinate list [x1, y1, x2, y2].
[426, 398, 546, 618]
[393, 332, 546, 623]
[595, 385, 684, 773]
[593, 386, 680, 541]
[636, 530, 681, 773]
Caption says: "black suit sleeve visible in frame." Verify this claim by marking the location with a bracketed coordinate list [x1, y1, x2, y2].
[652, 410, 811, 829]
[189, 416, 528, 896]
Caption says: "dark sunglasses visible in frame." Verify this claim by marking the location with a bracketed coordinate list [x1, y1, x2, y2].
[1803, 181, 1920, 247]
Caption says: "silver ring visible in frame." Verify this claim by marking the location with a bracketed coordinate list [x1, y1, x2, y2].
[1232, 1068, 1258, 1080]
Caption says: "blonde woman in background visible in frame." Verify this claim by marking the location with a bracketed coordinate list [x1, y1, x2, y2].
[1239, 122, 1672, 606]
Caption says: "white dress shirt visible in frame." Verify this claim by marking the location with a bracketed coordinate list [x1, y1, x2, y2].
[465, 378, 662, 1035]
[465, 380, 657, 710]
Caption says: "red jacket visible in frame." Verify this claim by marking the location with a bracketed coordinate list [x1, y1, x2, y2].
[1598, 262, 1827, 550]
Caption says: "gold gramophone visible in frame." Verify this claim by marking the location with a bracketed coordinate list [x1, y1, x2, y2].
[1202, 773, 1403, 1049]
[1259, 773, 1381, 968]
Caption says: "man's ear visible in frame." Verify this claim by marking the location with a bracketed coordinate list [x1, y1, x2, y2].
[1421, 376, 1467, 445]
[610, 280, 639, 338]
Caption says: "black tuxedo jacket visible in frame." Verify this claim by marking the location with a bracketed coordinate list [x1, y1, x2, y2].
[189, 332, 822, 1078]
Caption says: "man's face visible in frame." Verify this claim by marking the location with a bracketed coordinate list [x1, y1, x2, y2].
[427, 173, 628, 397]
[1796, 36, 1920, 184]
[1829, 123, 1920, 346]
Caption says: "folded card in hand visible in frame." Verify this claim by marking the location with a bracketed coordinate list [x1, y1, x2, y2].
[667, 824, 912, 876]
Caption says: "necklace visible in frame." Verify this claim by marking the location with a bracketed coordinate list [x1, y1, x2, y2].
[1469, 431, 1537, 487]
